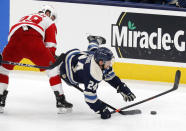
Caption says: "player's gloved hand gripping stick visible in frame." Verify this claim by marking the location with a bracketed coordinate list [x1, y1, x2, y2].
[63, 81, 141, 115]
[111, 70, 181, 114]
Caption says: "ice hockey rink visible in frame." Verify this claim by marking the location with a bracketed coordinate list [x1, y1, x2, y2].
[0, 70, 186, 131]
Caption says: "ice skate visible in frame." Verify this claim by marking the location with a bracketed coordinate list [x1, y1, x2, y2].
[87, 35, 106, 45]
[54, 91, 73, 114]
[0, 90, 8, 113]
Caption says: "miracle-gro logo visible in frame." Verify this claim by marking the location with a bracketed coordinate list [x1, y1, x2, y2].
[112, 26, 185, 51]
[111, 12, 186, 63]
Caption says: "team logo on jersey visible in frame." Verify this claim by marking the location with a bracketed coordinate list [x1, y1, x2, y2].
[111, 12, 186, 63]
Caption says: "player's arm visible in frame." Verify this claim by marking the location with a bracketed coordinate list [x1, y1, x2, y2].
[83, 79, 111, 119]
[104, 67, 136, 102]
[44, 23, 57, 56]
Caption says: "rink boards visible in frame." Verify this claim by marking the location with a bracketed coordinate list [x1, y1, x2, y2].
[3, 0, 186, 83]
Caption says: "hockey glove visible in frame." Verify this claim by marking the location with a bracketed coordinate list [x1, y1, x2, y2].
[100, 107, 111, 119]
[54, 55, 59, 60]
[117, 83, 136, 102]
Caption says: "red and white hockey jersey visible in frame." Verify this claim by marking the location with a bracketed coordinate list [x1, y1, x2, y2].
[8, 13, 57, 55]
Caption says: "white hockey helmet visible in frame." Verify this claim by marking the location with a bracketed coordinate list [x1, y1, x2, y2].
[41, 5, 57, 21]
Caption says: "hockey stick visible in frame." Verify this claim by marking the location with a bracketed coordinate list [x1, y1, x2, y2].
[62, 78, 141, 115]
[0, 53, 65, 70]
[111, 70, 181, 114]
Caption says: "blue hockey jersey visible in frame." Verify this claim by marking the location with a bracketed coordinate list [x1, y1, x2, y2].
[60, 48, 124, 113]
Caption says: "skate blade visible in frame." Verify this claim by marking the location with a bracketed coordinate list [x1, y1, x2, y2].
[0, 107, 4, 113]
[57, 107, 72, 114]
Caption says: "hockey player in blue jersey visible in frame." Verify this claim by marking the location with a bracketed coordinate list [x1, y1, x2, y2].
[59, 36, 136, 119]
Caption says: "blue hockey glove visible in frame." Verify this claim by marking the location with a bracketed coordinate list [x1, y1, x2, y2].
[117, 83, 136, 102]
[100, 107, 111, 119]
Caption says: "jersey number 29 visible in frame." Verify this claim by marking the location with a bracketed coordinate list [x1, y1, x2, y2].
[19, 14, 44, 24]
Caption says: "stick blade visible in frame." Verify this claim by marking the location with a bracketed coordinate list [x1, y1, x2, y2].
[119, 109, 142, 115]
[173, 70, 181, 90]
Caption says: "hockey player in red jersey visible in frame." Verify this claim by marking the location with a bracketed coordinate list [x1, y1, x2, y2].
[0, 5, 72, 113]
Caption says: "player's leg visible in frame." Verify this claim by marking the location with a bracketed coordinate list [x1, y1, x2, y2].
[35, 51, 73, 113]
[46, 64, 73, 110]
[0, 64, 10, 112]
[87, 35, 106, 51]
[0, 34, 23, 113]
[0, 64, 9, 113]
[26, 34, 73, 113]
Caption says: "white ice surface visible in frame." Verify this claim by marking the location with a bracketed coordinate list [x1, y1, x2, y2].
[0, 71, 186, 131]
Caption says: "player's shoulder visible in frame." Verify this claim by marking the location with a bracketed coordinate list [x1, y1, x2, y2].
[89, 56, 103, 82]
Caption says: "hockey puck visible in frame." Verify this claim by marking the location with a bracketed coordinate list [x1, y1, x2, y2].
[150, 111, 157, 115]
